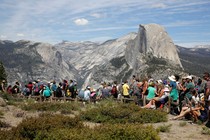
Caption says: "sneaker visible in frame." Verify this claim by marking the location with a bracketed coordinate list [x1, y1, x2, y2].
[150, 105, 156, 109]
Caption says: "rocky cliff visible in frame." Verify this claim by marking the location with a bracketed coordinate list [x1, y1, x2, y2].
[0, 23, 185, 86]
[84, 24, 183, 86]
[0, 40, 76, 84]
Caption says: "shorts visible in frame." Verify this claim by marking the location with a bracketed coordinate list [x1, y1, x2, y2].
[198, 115, 207, 122]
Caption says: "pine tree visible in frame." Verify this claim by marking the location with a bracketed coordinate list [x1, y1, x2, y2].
[0, 61, 7, 82]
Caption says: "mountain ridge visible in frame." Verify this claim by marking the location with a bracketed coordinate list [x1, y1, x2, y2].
[1, 24, 208, 86]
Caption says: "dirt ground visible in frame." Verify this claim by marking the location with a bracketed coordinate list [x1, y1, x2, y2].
[0, 105, 209, 140]
[153, 114, 210, 140]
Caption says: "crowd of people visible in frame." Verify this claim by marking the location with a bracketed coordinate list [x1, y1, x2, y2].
[0, 72, 210, 128]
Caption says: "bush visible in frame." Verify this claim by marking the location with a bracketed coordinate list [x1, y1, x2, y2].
[21, 102, 80, 112]
[157, 124, 172, 133]
[20, 124, 160, 140]
[36, 124, 160, 140]
[0, 93, 24, 105]
[179, 122, 187, 127]
[81, 102, 167, 124]
[201, 127, 210, 135]
[0, 112, 160, 140]
[0, 114, 82, 140]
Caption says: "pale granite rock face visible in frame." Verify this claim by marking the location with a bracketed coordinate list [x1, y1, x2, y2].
[137, 24, 182, 67]
[0, 23, 184, 86]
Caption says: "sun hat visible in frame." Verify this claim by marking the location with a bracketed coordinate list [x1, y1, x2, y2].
[157, 80, 163, 84]
[168, 75, 176, 81]
[186, 75, 192, 80]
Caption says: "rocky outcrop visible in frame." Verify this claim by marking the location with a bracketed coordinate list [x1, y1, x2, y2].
[129, 24, 182, 68]
[0, 40, 76, 84]
[89, 24, 184, 85]
[0, 23, 184, 87]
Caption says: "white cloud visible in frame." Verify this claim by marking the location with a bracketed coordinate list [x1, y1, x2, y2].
[87, 36, 113, 43]
[151, 3, 167, 8]
[0, 35, 7, 39]
[17, 33, 24, 37]
[78, 26, 138, 32]
[176, 42, 210, 48]
[73, 18, 89, 25]
[164, 20, 201, 27]
[91, 13, 104, 18]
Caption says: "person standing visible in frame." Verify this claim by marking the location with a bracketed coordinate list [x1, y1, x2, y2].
[84, 86, 91, 101]
[203, 72, 210, 128]
[122, 80, 130, 98]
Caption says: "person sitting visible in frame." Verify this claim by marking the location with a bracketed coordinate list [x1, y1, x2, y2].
[142, 82, 157, 109]
[171, 98, 192, 120]
[191, 101, 208, 123]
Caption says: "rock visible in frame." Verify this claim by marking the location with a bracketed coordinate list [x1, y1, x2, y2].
[0, 23, 184, 87]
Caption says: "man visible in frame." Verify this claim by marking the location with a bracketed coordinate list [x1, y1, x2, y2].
[84, 86, 91, 101]
[183, 76, 195, 100]
[203, 72, 210, 128]
[122, 80, 130, 98]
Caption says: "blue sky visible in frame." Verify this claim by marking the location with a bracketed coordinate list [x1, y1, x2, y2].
[0, 0, 210, 47]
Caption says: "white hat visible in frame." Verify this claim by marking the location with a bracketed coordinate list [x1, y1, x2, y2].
[168, 75, 176, 81]
[157, 80, 163, 84]
[186, 75, 192, 80]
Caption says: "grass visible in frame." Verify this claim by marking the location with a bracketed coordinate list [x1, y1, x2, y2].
[179, 121, 187, 127]
[0, 114, 160, 140]
[157, 124, 172, 133]
[81, 101, 168, 124]
[21, 102, 81, 113]
[0, 92, 24, 105]
[201, 127, 210, 135]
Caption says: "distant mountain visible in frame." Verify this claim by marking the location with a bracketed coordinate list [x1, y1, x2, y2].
[0, 40, 77, 84]
[0, 23, 185, 86]
[194, 45, 210, 49]
[177, 45, 210, 77]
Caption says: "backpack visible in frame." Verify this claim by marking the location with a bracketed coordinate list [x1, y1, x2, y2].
[34, 86, 39, 93]
[111, 86, 117, 95]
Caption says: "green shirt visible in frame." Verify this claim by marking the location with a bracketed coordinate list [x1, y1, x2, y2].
[170, 89, 178, 101]
[146, 86, 156, 100]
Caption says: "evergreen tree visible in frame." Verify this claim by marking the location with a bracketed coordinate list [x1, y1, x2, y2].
[0, 61, 7, 82]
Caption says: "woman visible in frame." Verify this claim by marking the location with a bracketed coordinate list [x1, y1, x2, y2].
[142, 82, 157, 109]
[43, 85, 51, 99]
[191, 102, 208, 123]
[168, 75, 179, 114]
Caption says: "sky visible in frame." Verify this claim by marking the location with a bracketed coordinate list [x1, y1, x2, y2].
[0, 0, 210, 47]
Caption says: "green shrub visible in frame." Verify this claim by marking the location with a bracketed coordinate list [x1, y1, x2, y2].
[201, 127, 210, 135]
[179, 121, 187, 127]
[32, 124, 160, 140]
[0, 113, 160, 140]
[21, 102, 80, 112]
[157, 124, 172, 133]
[0, 114, 82, 140]
[0, 93, 24, 105]
[81, 102, 167, 124]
